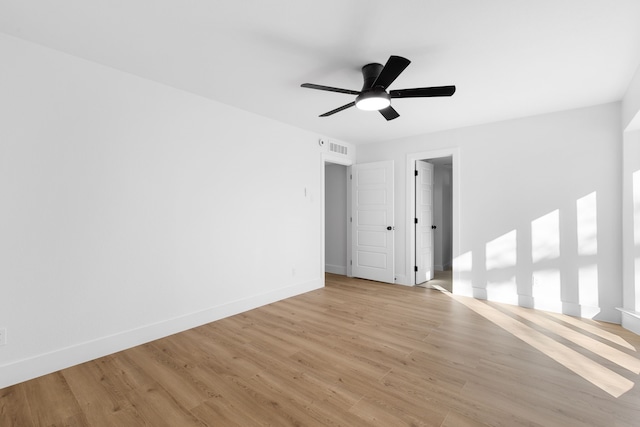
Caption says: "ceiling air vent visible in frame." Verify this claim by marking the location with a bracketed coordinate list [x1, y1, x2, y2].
[329, 142, 348, 156]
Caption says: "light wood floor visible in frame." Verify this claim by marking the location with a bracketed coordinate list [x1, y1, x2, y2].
[2, 274, 640, 426]
[417, 269, 453, 292]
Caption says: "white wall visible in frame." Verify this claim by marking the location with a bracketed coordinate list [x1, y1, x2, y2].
[621, 61, 640, 334]
[621, 131, 640, 334]
[325, 163, 347, 274]
[358, 103, 623, 323]
[0, 34, 324, 388]
[623, 64, 640, 131]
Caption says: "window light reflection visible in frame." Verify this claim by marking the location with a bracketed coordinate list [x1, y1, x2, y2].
[577, 192, 599, 316]
[531, 210, 561, 310]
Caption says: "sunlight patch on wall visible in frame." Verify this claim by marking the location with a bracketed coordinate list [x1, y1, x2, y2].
[531, 210, 561, 311]
[577, 192, 599, 318]
[454, 251, 473, 296]
[485, 230, 517, 304]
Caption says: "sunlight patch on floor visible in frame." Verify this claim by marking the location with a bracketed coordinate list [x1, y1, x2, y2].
[499, 303, 640, 374]
[543, 311, 636, 351]
[446, 293, 636, 398]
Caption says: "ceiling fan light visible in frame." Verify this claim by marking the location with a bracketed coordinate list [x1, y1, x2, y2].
[355, 90, 391, 111]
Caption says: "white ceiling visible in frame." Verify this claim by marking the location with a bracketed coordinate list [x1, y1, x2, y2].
[2, 0, 640, 144]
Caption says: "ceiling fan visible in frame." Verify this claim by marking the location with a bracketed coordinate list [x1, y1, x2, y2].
[301, 55, 455, 121]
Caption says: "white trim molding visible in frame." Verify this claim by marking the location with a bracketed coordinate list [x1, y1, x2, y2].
[618, 308, 640, 335]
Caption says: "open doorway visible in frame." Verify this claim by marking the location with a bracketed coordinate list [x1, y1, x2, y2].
[406, 148, 459, 291]
[417, 157, 453, 291]
[324, 162, 349, 276]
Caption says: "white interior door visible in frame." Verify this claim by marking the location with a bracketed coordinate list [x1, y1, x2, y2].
[415, 160, 434, 284]
[351, 161, 394, 283]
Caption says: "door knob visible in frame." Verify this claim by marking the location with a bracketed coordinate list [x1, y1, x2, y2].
[431, 225, 437, 229]
[387, 226, 393, 230]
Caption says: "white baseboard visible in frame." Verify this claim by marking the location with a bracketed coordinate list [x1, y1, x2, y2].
[0, 279, 321, 389]
[618, 308, 640, 336]
[394, 274, 411, 286]
[518, 295, 535, 309]
[325, 264, 347, 275]
[462, 289, 622, 323]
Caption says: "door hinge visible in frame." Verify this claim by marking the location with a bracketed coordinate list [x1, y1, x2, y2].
[350, 217, 352, 223]
[414, 266, 418, 272]
[415, 170, 418, 176]
[415, 218, 418, 224]
[350, 174, 353, 180]
[350, 260, 352, 265]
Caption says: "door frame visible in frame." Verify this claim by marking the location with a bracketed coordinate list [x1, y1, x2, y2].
[321, 154, 353, 283]
[406, 148, 460, 287]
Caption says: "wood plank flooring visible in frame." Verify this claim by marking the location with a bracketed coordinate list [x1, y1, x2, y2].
[2, 273, 640, 426]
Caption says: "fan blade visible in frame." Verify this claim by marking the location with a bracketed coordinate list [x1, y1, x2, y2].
[319, 102, 356, 117]
[301, 83, 360, 96]
[390, 85, 456, 98]
[372, 56, 411, 89]
[379, 106, 400, 121]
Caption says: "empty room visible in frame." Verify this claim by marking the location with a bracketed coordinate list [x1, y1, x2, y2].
[2, 1, 640, 426]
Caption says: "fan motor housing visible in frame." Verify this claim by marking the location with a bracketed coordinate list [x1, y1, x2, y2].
[361, 63, 384, 90]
